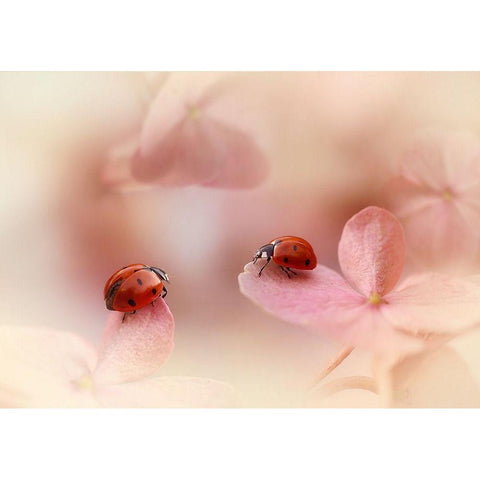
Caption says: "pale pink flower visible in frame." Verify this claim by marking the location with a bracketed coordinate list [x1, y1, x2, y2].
[239, 206, 480, 365]
[0, 301, 235, 407]
[121, 72, 269, 189]
[386, 129, 480, 271]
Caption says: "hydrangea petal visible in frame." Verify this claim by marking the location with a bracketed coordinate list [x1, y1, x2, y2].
[338, 206, 405, 297]
[0, 326, 98, 407]
[239, 262, 365, 326]
[101, 134, 154, 193]
[131, 72, 269, 188]
[98, 376, 237, 408]
[401, 200, 478, 269]
[397, 130, 480, 191]
[399, 130, 449, 190]
[93, 300, 175, 385]
[383, 273, 480, 334]
[238, 262, 423, 361]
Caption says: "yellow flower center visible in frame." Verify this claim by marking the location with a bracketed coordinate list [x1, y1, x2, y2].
[368, 292, 383, 305]
[76, 375, 94, 391]
[442, 189, 454, 200]
[187, 105, 201, 120]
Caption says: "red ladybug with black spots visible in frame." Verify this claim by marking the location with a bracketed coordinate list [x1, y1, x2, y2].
[252, 236, 317, 278]
[104, 264, 169, 321]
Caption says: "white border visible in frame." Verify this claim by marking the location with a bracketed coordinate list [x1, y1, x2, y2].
[1, 409, 479, 480]
[1, 1, 480, 69]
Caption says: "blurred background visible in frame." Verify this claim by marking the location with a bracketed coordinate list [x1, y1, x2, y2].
[3, 72, 480, 406]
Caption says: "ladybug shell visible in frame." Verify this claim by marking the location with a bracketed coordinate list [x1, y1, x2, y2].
[270, 236, 317, 270]
[104, 264, 164, 313]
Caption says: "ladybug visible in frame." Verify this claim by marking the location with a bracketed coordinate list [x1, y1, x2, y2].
[104, 264, 169, 321]
[252, 236, 317, 278]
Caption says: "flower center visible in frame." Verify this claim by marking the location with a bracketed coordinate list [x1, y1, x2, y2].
[187, 105, 201, 120]
[442, 189, 454, 200]
[368, 292, 383, 305]
[76, 374, 95, 391]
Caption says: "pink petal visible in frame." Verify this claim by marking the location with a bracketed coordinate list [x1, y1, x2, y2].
[98, 376, 237, 407]
[0, 326, 98, 407]
[132, 117, 268, 188]
[93, 300, 175, 385]
[383, 273, 480, 334]
[131, 72, 269, 188]
[400, 129, 480, 192]
[338, 206, 405, 297]
[238, 262, 423, 361]
[399, 130, 449, 190]
[101, 134, 154, 193]
[239, 262, 365, 325]
[400, 199, 478, 270]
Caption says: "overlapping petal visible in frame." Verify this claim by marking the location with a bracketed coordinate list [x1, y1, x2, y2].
[388, 130, 480, 270]
[0, 326, 98, 407]
[94, 300, 175, 385]
[238, 262, 423, 360]
[383, 273, 480, 334]
[338, 206, 405, 297]
[400, 130, 480, 191]
[239, 263, 365, 326]
[130, 72, 269, 189]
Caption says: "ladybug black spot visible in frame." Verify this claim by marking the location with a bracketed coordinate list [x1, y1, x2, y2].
[152, 288, 157, 295]
[128, 299, 136, 307]
[293, 245, 297, 251]
[137, 278, 143, 286]
[283, 257, 289, 263]
[305, 259, 311, 266]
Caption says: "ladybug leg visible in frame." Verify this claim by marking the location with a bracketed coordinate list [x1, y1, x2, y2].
[151, 301, 155, 307]
[258, 257, 272, 277]
[286, 267, 297, 276]
[161, 285, 168, 298]
[122, 310, 136, 323]
[280, 266, 291, 278]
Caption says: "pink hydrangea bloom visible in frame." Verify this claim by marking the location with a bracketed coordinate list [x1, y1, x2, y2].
[125, 72, 269, 189]
[386, 129, 480, 271]
[0, 301, 235, 407]
[239, 206, 480, 365]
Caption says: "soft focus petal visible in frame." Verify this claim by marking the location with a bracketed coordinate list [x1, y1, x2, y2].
[131, 72, 269, 188]
[238, 262, 423, 361]
[399, 131, 449, 190]
[390, 346, 480, 407]
[383, 273, 480, 334]
[384, 177, 441, 220]
[98, 376, 237, 407]
[93, 300, 175, 385]
[338, 206, 405, 296]
[401, 199, 478, 270]
[0, 326, 98, 407]
[101, 134, 154, 193]
[400, 129, 480, 192]
[132, 117, 268, 188]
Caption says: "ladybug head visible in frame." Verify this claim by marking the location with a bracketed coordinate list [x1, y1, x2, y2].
[252, 243, 274, 264]
[150, 267, 170, 283]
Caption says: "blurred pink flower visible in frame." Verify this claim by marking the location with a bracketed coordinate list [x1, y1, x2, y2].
[0, 301, 235, 407]
[104, 73, 269, 190]
[386, 129, 480, 271]
[239, 206, 480, 364]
